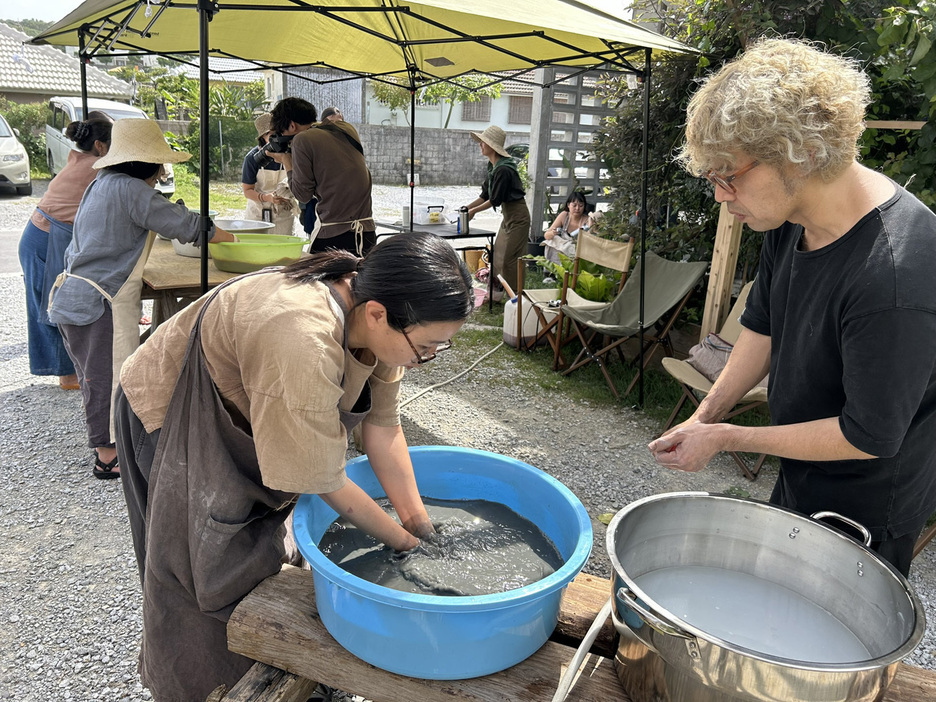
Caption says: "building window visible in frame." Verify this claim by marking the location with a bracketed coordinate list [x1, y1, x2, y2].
[462, 96, 491, 122]
[508, 96, 533, 125]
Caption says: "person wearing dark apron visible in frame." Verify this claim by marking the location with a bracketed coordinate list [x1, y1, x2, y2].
[115, 233, 474, 701]
[463, 125, 531, 297]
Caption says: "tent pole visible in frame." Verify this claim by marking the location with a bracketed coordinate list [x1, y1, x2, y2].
[78, 27, 88, 118]
[637, 47, 651, 407]
[409, 81, 416, 232]
[198, 0, 214, 294]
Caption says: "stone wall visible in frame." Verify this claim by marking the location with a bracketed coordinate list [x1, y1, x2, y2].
[357, 124, 527, 186]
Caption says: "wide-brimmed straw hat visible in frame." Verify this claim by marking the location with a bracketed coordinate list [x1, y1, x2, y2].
[93, 119, 191, 169]
[470, 125, 510, 158]
[254, 112, 272, 136]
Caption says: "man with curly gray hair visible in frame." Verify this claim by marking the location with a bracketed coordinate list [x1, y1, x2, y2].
[650, 38, 936, 576]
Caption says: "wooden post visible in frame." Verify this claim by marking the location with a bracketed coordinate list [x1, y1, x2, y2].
[699, 202, 743, 341]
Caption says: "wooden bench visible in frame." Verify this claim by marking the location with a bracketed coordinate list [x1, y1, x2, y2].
[217, 565, 936, 701]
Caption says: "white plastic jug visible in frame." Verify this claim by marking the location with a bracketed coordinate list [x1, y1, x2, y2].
[502, 297, 548, 349]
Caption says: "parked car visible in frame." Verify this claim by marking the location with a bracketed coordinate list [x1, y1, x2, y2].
[46, 96, 175, 197]
[0, 113, 32, 196]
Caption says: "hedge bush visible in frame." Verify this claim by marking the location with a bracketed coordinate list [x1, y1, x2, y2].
[0, 98, 51, 176]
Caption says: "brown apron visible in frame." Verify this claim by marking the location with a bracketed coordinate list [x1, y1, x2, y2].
[493, 198, 531, 294]
[138, 271, 370, 702]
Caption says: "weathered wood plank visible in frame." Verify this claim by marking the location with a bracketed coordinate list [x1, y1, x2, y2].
[699, 201, 743, 341]
[212, 663, 319, 702]
[227, 566, 624, 701]
[554, 573, 616, 658]
[227, 566, 935, 702]
[865, 120, 926, 130]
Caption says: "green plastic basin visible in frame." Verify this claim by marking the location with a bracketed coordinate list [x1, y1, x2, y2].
[209, 234, 306, 273]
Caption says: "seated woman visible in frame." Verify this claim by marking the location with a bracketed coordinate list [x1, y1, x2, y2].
[542, 190, 596, 264]
[113, 232, 474, 702]
[48, 119, 235, 480]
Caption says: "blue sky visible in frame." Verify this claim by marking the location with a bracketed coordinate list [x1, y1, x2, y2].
[3, 2, 91, 23]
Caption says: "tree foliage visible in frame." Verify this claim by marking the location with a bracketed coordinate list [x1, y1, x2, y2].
[592, 0, 933, 279]
[371, 76, 502, 127]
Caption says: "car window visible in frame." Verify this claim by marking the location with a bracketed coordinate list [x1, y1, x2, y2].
[0, 117, 11, 138]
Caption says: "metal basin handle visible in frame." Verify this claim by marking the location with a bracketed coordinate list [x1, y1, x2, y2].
[810, 510, 872, 547]
[617, 587, 694, 640]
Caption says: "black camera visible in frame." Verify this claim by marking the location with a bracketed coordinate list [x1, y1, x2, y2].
[253, 133, 294, 168]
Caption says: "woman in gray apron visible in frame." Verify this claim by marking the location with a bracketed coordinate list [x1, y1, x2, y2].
[114, 232, 474, 702]
[463, 125, 531, 297]
[48, 119, 236, 479]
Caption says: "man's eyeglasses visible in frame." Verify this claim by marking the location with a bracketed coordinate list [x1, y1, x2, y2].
[704, 160, 759, 193]
[401, 328, 451, 365]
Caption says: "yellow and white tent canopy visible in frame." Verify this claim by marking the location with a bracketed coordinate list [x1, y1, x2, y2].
[32, 0, 692, 85]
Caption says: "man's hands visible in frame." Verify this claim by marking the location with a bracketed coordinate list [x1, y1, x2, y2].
[648, 420, 734, 473]
[269, 151, 293, 171]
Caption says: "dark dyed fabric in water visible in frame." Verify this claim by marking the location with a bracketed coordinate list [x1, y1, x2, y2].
[318, 498, 564, 596]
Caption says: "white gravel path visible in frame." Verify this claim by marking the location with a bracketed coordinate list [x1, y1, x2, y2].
[0, 181, 932, 701]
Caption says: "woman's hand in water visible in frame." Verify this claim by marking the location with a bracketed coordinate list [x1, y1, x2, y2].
[403, 514, 437, 540]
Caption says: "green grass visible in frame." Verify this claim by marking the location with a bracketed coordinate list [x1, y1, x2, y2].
[172, 168, 245, 214]
[462, 282, 772, 432]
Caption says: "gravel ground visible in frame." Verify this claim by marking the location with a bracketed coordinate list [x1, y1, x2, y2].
[0, 181, 933, 701]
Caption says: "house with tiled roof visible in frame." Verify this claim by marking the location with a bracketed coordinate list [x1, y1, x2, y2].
[171, 57, 265, 86]
[0, 22, 132, 104]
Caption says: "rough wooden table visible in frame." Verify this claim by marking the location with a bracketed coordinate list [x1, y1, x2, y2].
[141, 237, 237, 329]
[221, 565, 936, 702]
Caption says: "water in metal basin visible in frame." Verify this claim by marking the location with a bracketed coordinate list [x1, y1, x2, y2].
[635, 565, 871, 663]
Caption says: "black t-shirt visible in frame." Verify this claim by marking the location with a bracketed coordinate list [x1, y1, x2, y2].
[241, 146, 283, 185]
[480, 158, 525, 208]
[740, 185, 936, 539]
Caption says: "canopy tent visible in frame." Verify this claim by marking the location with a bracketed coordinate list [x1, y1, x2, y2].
[31, 0, 693, 403]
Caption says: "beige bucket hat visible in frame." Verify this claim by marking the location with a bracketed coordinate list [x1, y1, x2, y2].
[254, 112, 273, 136]
[93, 118, 191, 169]
[470, 125, 510, 158]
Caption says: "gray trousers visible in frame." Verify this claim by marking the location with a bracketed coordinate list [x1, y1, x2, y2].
[59, 306, 115, 449]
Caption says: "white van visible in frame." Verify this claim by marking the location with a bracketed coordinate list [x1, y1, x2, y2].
[46, 96, 175, 197]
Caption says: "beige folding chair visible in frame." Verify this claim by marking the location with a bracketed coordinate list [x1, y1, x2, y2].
[660, 281, 769, 480]
[515, 232, 634, 369]
[554, 251, 708, 399]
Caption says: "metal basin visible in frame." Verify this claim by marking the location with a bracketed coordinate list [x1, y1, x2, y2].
[606, 492, 925, 702]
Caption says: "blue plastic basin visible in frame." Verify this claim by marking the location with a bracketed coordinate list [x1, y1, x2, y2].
[292, 446, 592, 679]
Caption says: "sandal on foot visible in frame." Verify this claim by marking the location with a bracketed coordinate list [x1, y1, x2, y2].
[93, 455, 120, 480]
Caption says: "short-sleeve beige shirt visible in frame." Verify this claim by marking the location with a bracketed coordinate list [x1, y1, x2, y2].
[120, 272, 403, 494]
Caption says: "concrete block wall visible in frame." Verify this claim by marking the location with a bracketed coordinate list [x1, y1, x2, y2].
[358, 124, 527, 186]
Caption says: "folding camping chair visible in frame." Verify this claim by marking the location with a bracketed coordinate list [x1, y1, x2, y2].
[515, 232, 634, 369]
[554, 251, 708, 399]
[659, 281, 769, 480]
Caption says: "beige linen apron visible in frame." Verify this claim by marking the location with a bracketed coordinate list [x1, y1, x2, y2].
[245, 166, 296, 236]
[49, 231, 156, 442]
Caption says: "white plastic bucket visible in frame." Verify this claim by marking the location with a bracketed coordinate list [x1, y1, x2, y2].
[503, 297, 552, 348]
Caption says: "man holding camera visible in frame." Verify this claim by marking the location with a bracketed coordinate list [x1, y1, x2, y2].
[270, 102, 376, 256]
[241, 112, 298, 236]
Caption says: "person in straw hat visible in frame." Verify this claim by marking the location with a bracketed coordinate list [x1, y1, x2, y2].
[241, 112, 298, 236]
[48, 118, 236, 480]
[462, 125, 530, 299]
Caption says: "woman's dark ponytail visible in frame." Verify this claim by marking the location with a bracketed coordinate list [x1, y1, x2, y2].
[65, 118, 113, 153]
[282, 233, 473, 326]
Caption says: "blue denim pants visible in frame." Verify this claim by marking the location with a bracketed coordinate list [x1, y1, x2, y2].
[17, 219, 76, 376]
